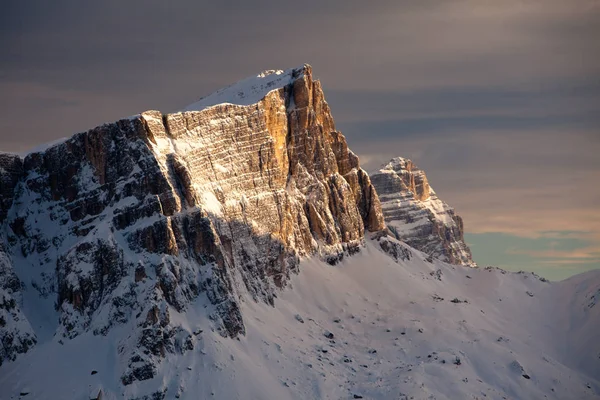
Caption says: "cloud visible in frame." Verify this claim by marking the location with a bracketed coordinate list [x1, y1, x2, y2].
[506, 245, 600, 261]
[465, 231, 600, 281]
[0, 80, 157, 153]
[350, 123, 600, 273]
[324, 84, 600, 124]
[538, 259, 600, 266]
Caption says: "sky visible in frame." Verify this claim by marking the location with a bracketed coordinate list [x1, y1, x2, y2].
[1, 0, 599, 280]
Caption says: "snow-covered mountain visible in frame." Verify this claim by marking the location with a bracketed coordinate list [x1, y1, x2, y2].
[371, 157, 475, 266]
[0, 65, 598, 400]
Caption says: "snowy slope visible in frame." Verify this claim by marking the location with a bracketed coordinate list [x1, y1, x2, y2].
[17, 137, 69, 158]
[2, 236, 598, 400]
[184, 66, 304, 111]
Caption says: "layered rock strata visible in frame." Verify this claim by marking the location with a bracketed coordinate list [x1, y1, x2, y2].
[371, 157, 474, 266]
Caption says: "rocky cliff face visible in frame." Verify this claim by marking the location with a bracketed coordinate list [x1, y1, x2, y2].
[370, 157, 475, 266]
[0, 153, 36, 366]
[0, 65, 385, 384]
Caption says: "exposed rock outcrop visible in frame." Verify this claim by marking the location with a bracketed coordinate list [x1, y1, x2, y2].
[0, 154, 36, 365]
[0, 65, 385, 383]
[370, 157, 474, 266]
[0, 153, 23, 222]
[0, 241, 36, 366]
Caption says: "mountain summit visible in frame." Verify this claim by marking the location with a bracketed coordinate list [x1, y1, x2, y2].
[0, 64, 385, 390]
[0, 65, 598, 400]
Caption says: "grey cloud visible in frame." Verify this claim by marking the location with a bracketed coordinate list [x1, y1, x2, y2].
[3, 1, 598, 93]
[325, 83, 600, 124]
[352, 126, 600, 238]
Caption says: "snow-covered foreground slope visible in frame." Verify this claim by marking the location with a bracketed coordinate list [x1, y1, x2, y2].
[2, 236, 598, 400]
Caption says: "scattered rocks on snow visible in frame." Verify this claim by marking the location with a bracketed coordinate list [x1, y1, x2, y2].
[509, 359, 532, 380]
[587, 289, 599, 308]
[450, 298, 468, 304]
[430, 269, 443, 281]
[377, 236, 413, 262]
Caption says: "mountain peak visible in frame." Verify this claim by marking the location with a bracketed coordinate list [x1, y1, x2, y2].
[376, 157, 431, 201]
[371, 157, 475, 266]
[378, 156, 421, 173]
[0, 63, 386, 393]
[183, 64, 312, 112]
[380, 156, 413, 170]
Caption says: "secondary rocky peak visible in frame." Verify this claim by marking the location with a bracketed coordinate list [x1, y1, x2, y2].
[0, 64, 385, 387]
[381, 157, 431, 201]
[371, 157, 475, 266]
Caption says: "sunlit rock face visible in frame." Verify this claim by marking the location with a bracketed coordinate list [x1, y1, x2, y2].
[0, 65, 384, 383]
[371, 157, 475, 266]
